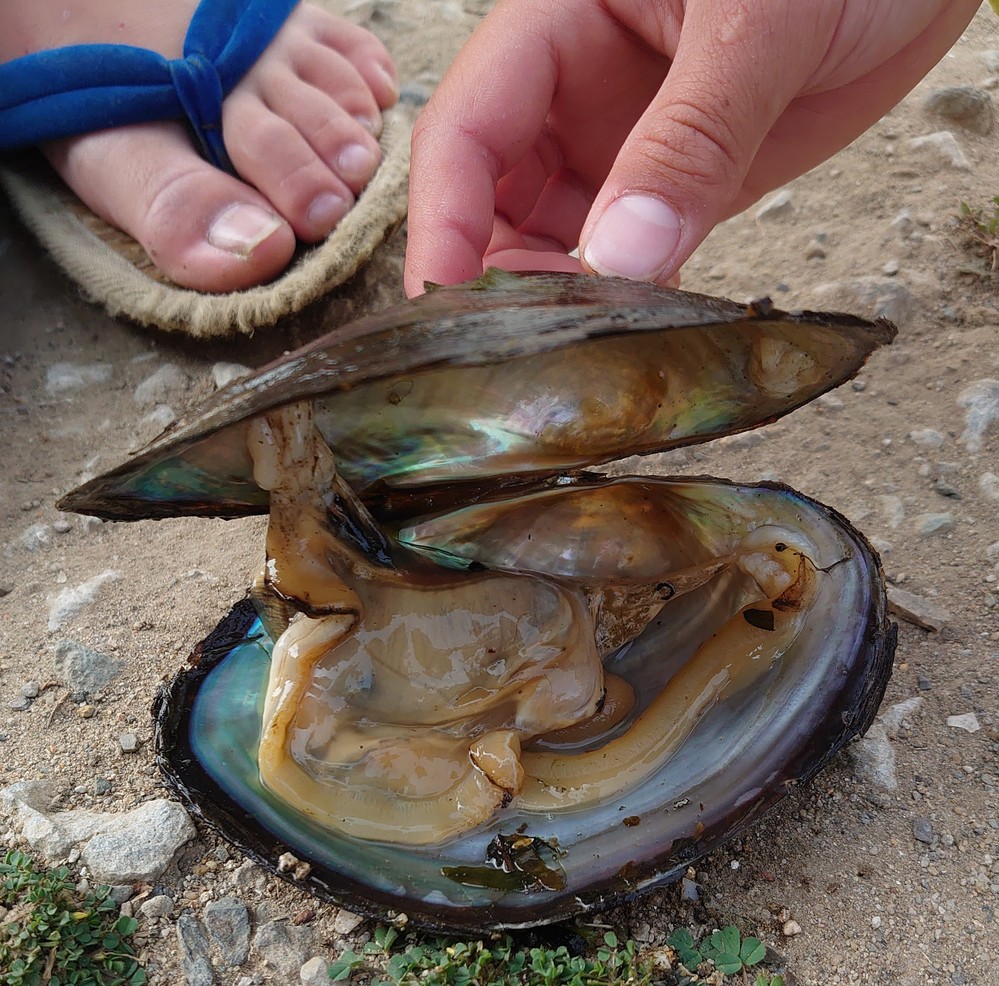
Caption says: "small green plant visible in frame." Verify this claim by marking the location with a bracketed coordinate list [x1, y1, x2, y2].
[667, 924, 769, 977]
[0, 849, 146, 986]
[959, 196, 999, 273]
[328, 927, 653, 985]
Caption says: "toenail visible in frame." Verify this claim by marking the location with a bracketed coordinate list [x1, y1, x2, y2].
[207, 203, 283, 257]
[308, 192, 350, 235]
[336, 144, 378, 183]
[354, 114, 381, 135]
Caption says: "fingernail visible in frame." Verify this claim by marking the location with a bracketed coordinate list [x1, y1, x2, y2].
[582, 194, 681, 280]
[336, 143, 378, 183]
[307, 192, 349, 235]
[207, 203, 282, 257]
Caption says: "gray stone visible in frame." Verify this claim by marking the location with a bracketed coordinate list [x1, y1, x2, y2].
[211, 362, 252, 390]
[300, 956, 330, 985]
[19, 681, 39, 699]
[118, 732, 139, 754]
[754, 189, 793, 221]
[134, 364, 190, 407]
[45, 362, 112, 396]
[887, 586, 950, 632]
[0, 785, 195, 883]
[983, 50, 999, 74]
[204, 897, 251, 967]
[850, 698, 923, 791]
[907, 131, 971, 170]
[914, 512, 954, 537]
[909, 428, 945, 449]
[811, 277, 915, 329]
[52, 639, 123, 695]
[177, 911, 216, 986]
[253, 920, 314, 976]
[47, 570, 121, 632]
[81, 800, 195, 883]
[140, 894, 174, 919]
[958, 379, 999, 453]
[981, 473, 999, 503]
[912, 816, 935, 844]
[923, 86, 993, 135]
[8, 696, 31, 711]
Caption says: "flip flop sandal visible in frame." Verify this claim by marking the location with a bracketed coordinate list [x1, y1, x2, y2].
[0, 0, 416, 338]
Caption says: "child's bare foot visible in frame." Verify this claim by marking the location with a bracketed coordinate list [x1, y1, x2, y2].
[1, 0, 398, 291]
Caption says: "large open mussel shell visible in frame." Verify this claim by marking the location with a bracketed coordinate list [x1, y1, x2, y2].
[60, 270, 893, 521]
[61, 272, 897, 931]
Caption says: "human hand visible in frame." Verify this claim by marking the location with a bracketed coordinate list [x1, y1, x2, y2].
[404, 0, 979, 296]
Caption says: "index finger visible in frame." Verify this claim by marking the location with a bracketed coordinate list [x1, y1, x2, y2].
[403, 7, 559, 296]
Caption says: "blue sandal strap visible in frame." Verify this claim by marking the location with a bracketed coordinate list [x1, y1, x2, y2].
[0, 0, 300, 171]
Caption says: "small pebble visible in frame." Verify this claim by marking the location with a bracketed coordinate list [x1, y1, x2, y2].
[94, 777, 112, 795]
[907, 131, 971, 170]
[20, 681, 40, 699]
[914, 512, 954, 537]
[8, 696, 31, 711]
[139, 894, 173, 918]
[755, 189, 793, 220]
[300, 956, 330, 986]
[913, 817, 935, 844]
[947, 712, 980, 733]
[782, 920, 802, 937]
[119, 732, 140, 753]
[922, 85, 994, 135]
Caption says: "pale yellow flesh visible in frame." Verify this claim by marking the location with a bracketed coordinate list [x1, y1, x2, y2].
[247, 402, 822, 845]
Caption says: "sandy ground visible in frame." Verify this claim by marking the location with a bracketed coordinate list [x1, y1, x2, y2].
[1, 3, 998, 985]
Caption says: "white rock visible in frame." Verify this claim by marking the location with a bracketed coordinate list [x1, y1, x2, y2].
[850, 698, 923, 792]
[782, 920, 802, 937]
[134, 364, 190, 407]
[755, 189, 793, 220]
[211, 362, 252, 389]
[140, 404, 177, 433]
[47, 570, 120, 631]
[877, 494, 905, 530]
[301, 956, 330, 985]
[946, 712, 981, 733]
[980, 473, 999, 503]
[19, 523, 52, 552]
[45, 362, 112, 395]
[0, 785, 195, 883]
[333, 909, 365, 936]
[907, 131, 971, 170]
[958, 379, 999, 453]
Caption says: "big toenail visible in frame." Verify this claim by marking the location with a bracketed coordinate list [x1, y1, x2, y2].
[354, 114, 380, 135]
[208, 204, 283, 257]
[337, 144, 378, 182]
[308, 193, 349, 235]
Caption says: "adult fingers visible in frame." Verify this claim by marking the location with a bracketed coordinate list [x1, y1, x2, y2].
[578, 0, 841, 284]
[404, 5, 560, 295]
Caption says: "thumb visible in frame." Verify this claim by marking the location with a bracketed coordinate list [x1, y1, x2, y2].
[579, 0, 838, 284]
